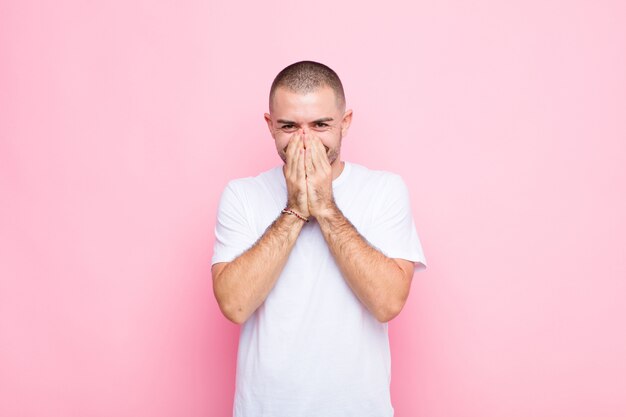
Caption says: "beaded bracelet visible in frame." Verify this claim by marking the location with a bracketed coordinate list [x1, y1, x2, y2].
[281, 208, 309, 223]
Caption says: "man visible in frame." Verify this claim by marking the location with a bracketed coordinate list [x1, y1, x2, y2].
[211, 61, 427, 417]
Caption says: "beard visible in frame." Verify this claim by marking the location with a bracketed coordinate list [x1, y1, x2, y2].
[326, 143, 340, 166]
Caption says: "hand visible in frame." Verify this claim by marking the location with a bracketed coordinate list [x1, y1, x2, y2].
[283, 131, 310, 218]
[304, 134, 335, 218]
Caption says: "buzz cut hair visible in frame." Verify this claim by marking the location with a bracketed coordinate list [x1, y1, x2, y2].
[269, 60, 346, 111]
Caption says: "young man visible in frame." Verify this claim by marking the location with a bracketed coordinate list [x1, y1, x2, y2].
[211, 61, 427, 416]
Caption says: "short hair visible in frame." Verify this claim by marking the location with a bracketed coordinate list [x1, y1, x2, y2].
[269, 61, 346, 111]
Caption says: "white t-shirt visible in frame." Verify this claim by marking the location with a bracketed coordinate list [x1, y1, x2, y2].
[212, 161, 427, 417]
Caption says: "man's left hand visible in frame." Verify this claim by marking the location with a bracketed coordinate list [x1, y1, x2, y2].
[304, 134, 335, 218]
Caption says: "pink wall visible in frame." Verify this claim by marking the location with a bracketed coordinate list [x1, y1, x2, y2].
[1, 0, 625, 416]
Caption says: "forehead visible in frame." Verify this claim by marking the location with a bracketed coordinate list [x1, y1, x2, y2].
[271, 86, 341, 120]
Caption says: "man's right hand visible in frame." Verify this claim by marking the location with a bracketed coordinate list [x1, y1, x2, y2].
[283, 131, 310, 218]
[214, 131, 309, 324]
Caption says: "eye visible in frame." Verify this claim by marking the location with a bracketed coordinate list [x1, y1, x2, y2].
[280, 125, 296, 131]
[315, 122, 329, 128]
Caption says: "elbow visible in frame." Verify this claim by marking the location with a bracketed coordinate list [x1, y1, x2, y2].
[216, 299, 249, 325]
[375, 310, 400, 324]
[375, 269, 411, 323]
[223, 306, 248, 325]
[214, 287, 250, 324]
[374, 295, 408, 323]
[212, 271, 249, 325]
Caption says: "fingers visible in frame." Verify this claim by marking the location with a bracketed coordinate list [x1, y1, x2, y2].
[286, 130, 307, 187]
[304, 135, 314, 175]
[292, 131, 303, 181]
[296, 146, 306, 183]
[285, 133, 296, 167]
[309, 136, 330, 173]
[286, 132, 302, 177]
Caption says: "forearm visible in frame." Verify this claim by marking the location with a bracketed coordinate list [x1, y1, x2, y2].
[316, 204, 407, 322]
[213, 212, 304, 324]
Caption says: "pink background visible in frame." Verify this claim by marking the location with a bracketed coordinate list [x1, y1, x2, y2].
[1, 0, 625, 416]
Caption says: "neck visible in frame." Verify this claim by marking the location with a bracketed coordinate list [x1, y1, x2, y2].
[331, 159, 345, 181]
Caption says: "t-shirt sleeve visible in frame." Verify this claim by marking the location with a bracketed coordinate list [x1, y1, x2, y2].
[211, 181, 258, 266]
[364, 174, 427, 273]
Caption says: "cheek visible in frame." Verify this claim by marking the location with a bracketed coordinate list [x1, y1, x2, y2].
[278, 140, 291, 154]
[318, 133, 338, 151]
[274, 133, 289, 149]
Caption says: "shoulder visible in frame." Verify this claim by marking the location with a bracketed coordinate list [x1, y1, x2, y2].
[222, 165, 283, 195]
[347, 161, 407, 192]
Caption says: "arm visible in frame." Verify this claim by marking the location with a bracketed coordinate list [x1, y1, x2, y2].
[212, 132, 309, 324]
[212, 212, 305, 324]
[304, 135, 414, 323]
[316, 205, 414, 323]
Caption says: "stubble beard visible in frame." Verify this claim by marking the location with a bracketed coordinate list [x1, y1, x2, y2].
[326, 131, 342, 167]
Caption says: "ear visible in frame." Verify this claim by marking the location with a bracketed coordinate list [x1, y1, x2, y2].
[341, 109, 353, 137]
[264, 113, 275, 138]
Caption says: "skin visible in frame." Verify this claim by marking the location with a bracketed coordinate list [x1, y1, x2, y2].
[212, 85, 415, 324]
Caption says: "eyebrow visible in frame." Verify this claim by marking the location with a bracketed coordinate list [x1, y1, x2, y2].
[277, 117, 335, 125]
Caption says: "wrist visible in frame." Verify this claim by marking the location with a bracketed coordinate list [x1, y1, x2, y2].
[282, 207, 310, 223]
[313, 201, 339, 222]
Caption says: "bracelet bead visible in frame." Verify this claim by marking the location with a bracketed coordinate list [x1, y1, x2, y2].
[281, 208, 309, 223]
